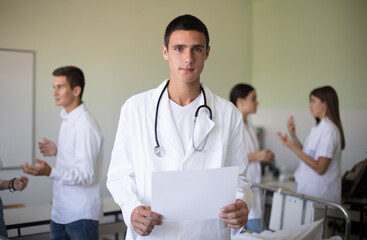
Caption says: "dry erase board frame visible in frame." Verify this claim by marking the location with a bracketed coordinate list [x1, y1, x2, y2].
[0, 49, 35, 169]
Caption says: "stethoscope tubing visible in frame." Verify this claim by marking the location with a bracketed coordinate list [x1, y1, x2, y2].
[154, 80, 212, 157]
[154, 80, 169, 150]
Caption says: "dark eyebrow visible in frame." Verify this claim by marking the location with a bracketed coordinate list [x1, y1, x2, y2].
[53, 83, 65, 88]
[171, 44, 205, 49]
[191, 44, 205, 49]
[172, 44, 187, 49]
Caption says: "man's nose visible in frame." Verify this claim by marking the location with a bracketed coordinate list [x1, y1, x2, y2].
[184, 49, 193, 63]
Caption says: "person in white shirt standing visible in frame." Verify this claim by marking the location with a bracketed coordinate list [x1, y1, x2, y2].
[277, 86, 345, 206]
[230, 83, 275, 233]
[21, 66, 103, 240]
[107, 14, 253, 240]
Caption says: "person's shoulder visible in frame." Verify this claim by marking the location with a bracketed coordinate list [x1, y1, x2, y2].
[212, 93, 240, 115]
[77, 106, 102, 133]
[214, 95, 236, 108]
[321, 117, 338, 130]
[119, 89, 155, 118]
[208, 91, 243, 129]
[319, 118, 339, 136]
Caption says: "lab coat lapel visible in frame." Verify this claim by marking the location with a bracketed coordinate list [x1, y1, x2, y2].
[152, 80, 185, 159]
[184, 83, 216, 161]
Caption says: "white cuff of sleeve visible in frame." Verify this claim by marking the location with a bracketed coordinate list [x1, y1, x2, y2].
[49, 168, 62, 180]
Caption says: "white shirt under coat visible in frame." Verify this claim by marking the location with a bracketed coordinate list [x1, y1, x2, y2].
[243, 123, 263, 219]
[49, 103, 103, 224]
[107, 80, 253, 240]
[294, 117, 342, 203]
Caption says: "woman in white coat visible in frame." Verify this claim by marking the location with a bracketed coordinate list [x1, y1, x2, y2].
[277, 86, 345, 205]
[230, 84, 275, 233]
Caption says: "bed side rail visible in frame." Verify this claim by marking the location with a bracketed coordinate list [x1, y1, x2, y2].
[250, 183, 351, 240]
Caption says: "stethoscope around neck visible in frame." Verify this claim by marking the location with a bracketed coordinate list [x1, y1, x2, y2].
[154, 80, 212, 157]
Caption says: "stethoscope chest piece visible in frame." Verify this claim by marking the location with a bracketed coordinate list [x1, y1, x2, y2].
[153, 79, 212, 158]
[154, 146, 165, 157]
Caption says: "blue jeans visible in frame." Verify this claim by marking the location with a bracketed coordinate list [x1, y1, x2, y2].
[0, 198, 8, 238]
[50, 219, 98, 240]
[245, 218, 263, 233]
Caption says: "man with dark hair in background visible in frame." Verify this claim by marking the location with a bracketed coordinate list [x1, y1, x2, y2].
[21, 66, 103, 240]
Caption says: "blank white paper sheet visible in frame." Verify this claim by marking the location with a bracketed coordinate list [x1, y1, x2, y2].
[151, 166, 238, 222]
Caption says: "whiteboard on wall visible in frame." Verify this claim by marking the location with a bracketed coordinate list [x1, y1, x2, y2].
[0, 49, 34, 169]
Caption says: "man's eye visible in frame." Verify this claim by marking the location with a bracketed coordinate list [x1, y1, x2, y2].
[194, 48, 202, 52]
[175, 47, 183, 52]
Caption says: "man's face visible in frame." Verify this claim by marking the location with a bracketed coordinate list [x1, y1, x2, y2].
[53, 76, 78, 109]
[162, 30, 210, 85]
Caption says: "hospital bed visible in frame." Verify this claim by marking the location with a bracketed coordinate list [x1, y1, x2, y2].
[233, 183, 351, 240]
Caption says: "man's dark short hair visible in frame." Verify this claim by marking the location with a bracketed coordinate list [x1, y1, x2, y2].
[164, 14, 210, 50]
[52, 66, 85, 100]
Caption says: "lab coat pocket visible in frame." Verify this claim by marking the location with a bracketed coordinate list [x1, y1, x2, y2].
[303, 138, 318, 160]
[184, 149, 224, 170]
[305, 149, 316, 159]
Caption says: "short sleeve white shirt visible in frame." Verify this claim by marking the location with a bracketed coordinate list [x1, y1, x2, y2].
[294, 117, 342, 203]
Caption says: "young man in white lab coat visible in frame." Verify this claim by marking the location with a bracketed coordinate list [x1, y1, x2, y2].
[21, 66, 103, 240]
[107, 14, 252, 240]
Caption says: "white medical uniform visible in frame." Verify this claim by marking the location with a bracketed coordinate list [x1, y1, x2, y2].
[294, 117, 342, 203]
[107, 80, 253, 240]
[243, 123, 262, 220]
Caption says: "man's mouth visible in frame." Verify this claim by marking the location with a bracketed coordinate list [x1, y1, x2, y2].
[180, 67, 194, 72]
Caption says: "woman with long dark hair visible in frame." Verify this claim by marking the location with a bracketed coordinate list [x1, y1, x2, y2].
[277, 86, 345, 204]
[230, 83, 275, 233]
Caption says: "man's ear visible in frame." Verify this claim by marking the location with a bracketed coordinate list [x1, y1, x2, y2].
[73, 86, 82, 97]
[162, 45, 169, 60]
[205, 46, 211, 60]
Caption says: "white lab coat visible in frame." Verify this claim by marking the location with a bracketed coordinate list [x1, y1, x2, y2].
[243, 123, 262, 220]
[294, 117, 342, 203]
[107, 80, 253, 240]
